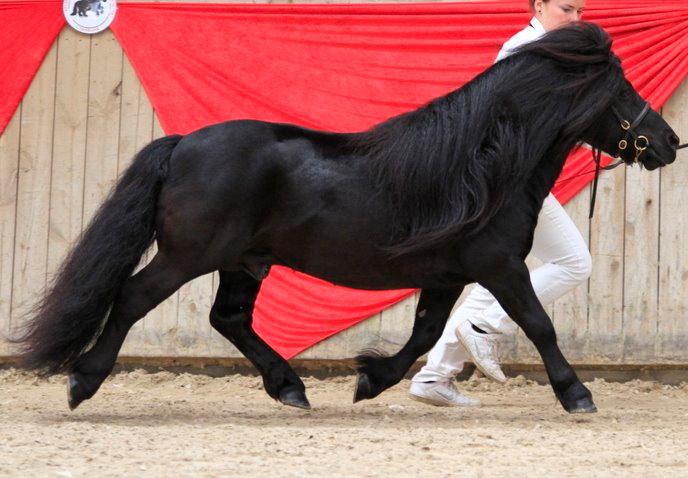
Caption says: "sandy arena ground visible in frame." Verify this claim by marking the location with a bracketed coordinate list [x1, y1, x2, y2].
[1, 368, 687, 477]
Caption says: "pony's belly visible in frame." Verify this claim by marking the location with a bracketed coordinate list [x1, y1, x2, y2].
[270, 237, 467, 291]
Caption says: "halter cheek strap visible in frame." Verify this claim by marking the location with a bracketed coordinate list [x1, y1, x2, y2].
[589, 110, 686, 218]
[611, 102, 650, 161]
[590, 101, 651, 219]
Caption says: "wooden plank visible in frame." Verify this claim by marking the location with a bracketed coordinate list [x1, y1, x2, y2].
[622, 154, 660, 362]
[82, 31, 123, 225]
[658, 78, 688, 361]
[47, 29, 90, 280]
[10, 43, 58, 335]
[552, 187, 591, 363]
[588, 164, 626, 362]
[116, 52, 154, 354]
[175, 272, 214, 356]
[0, 109, 21, 355]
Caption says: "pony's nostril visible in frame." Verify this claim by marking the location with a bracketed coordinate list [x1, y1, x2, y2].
[668, 133, 680, 147]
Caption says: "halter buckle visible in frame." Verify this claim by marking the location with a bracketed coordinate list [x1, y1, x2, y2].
[618, 139, 628, 150]
[634, 135, 649, 151]
[621, 120, 631, 130]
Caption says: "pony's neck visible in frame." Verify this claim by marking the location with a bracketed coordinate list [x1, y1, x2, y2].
[526, 140, 576, 205]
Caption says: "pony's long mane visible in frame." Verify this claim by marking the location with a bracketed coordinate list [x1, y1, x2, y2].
[349, 22, 624, 256]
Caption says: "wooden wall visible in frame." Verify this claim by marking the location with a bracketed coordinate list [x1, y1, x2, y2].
[1, 3, 687, 365]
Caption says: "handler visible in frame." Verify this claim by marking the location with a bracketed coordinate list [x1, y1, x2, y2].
[410, 0, 589, 407]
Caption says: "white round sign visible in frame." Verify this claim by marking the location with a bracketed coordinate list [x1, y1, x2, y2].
[63, 0, 116, 34]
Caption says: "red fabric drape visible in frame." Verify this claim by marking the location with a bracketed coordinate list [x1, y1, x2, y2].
[110, 1, 688, 359]
[0, 0, 64, 136]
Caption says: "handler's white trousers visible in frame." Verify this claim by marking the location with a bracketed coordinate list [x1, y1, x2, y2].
[413, 193, 592, 382]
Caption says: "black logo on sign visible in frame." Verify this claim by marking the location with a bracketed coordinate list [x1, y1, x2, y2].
[70, 0, 107, 17]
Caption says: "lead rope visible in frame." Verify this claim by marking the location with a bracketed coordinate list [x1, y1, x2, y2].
[589, 149, 602, 219]
[589, 148, 624, 219]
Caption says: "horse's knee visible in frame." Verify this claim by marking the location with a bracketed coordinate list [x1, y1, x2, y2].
[523, 316, 557, 345]
[209, 308, 224, 329]
[209, 308, 247, 331]
[115, 285, 169, 324]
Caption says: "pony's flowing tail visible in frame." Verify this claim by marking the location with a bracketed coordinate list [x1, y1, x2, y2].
[13, 135, 183, 375]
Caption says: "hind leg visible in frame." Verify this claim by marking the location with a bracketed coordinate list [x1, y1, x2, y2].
[210, 270, 310, 409]
[68, 254, 194, 409]
[354, 287, 462, 402]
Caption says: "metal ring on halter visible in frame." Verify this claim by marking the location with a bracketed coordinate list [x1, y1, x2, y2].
[618, 139, 628, 150]
[634, 135, 649, 151]
[621, 120, 631, 130]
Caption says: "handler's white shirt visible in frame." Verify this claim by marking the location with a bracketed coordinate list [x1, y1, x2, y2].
[495, 17, 546, 62]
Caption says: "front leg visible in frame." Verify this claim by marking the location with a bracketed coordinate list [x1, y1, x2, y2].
[479, 258, 596, 413]
[354, 287, 461, 403]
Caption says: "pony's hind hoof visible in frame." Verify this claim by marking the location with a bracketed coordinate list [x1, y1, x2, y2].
[67, 371, 97, 411]
[279, 388, 311, 410]
[353, 373, 373, 403]
[566, 397, 598, 414]
[67, 374, 87, 410]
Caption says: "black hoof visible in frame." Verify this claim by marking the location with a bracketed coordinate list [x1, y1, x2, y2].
[67, 370, 104, 411]
[353, 373, 374, 403]
[278, 388, 311, 410]
[558, 381, 597, 414]
[67, 374, 89, 411]
[565, 397, 598, 414]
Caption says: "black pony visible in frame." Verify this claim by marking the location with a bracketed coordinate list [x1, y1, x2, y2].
[15, 23, 680, 413]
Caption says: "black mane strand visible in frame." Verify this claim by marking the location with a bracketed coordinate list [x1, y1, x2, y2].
[349, 22, 625, 256]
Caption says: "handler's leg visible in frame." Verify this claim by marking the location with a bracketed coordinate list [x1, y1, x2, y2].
[210, 270, 309, 409]
[354, 287, 461, 403]
[408, 301, 479, 406]
[481, 258, 595, 413]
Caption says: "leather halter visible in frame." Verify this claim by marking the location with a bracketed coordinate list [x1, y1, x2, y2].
[589, 101, 650, 218]
[612, 102, 651, 160]
[589, 101, 688, 217]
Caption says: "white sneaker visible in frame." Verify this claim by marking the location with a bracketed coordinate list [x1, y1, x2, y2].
[456, 319, 507, 383]
[408, 381, 481, 407]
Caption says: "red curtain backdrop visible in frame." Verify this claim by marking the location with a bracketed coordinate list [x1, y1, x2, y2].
[1, 1, 687, 358]
[0, 0, 64, 136]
